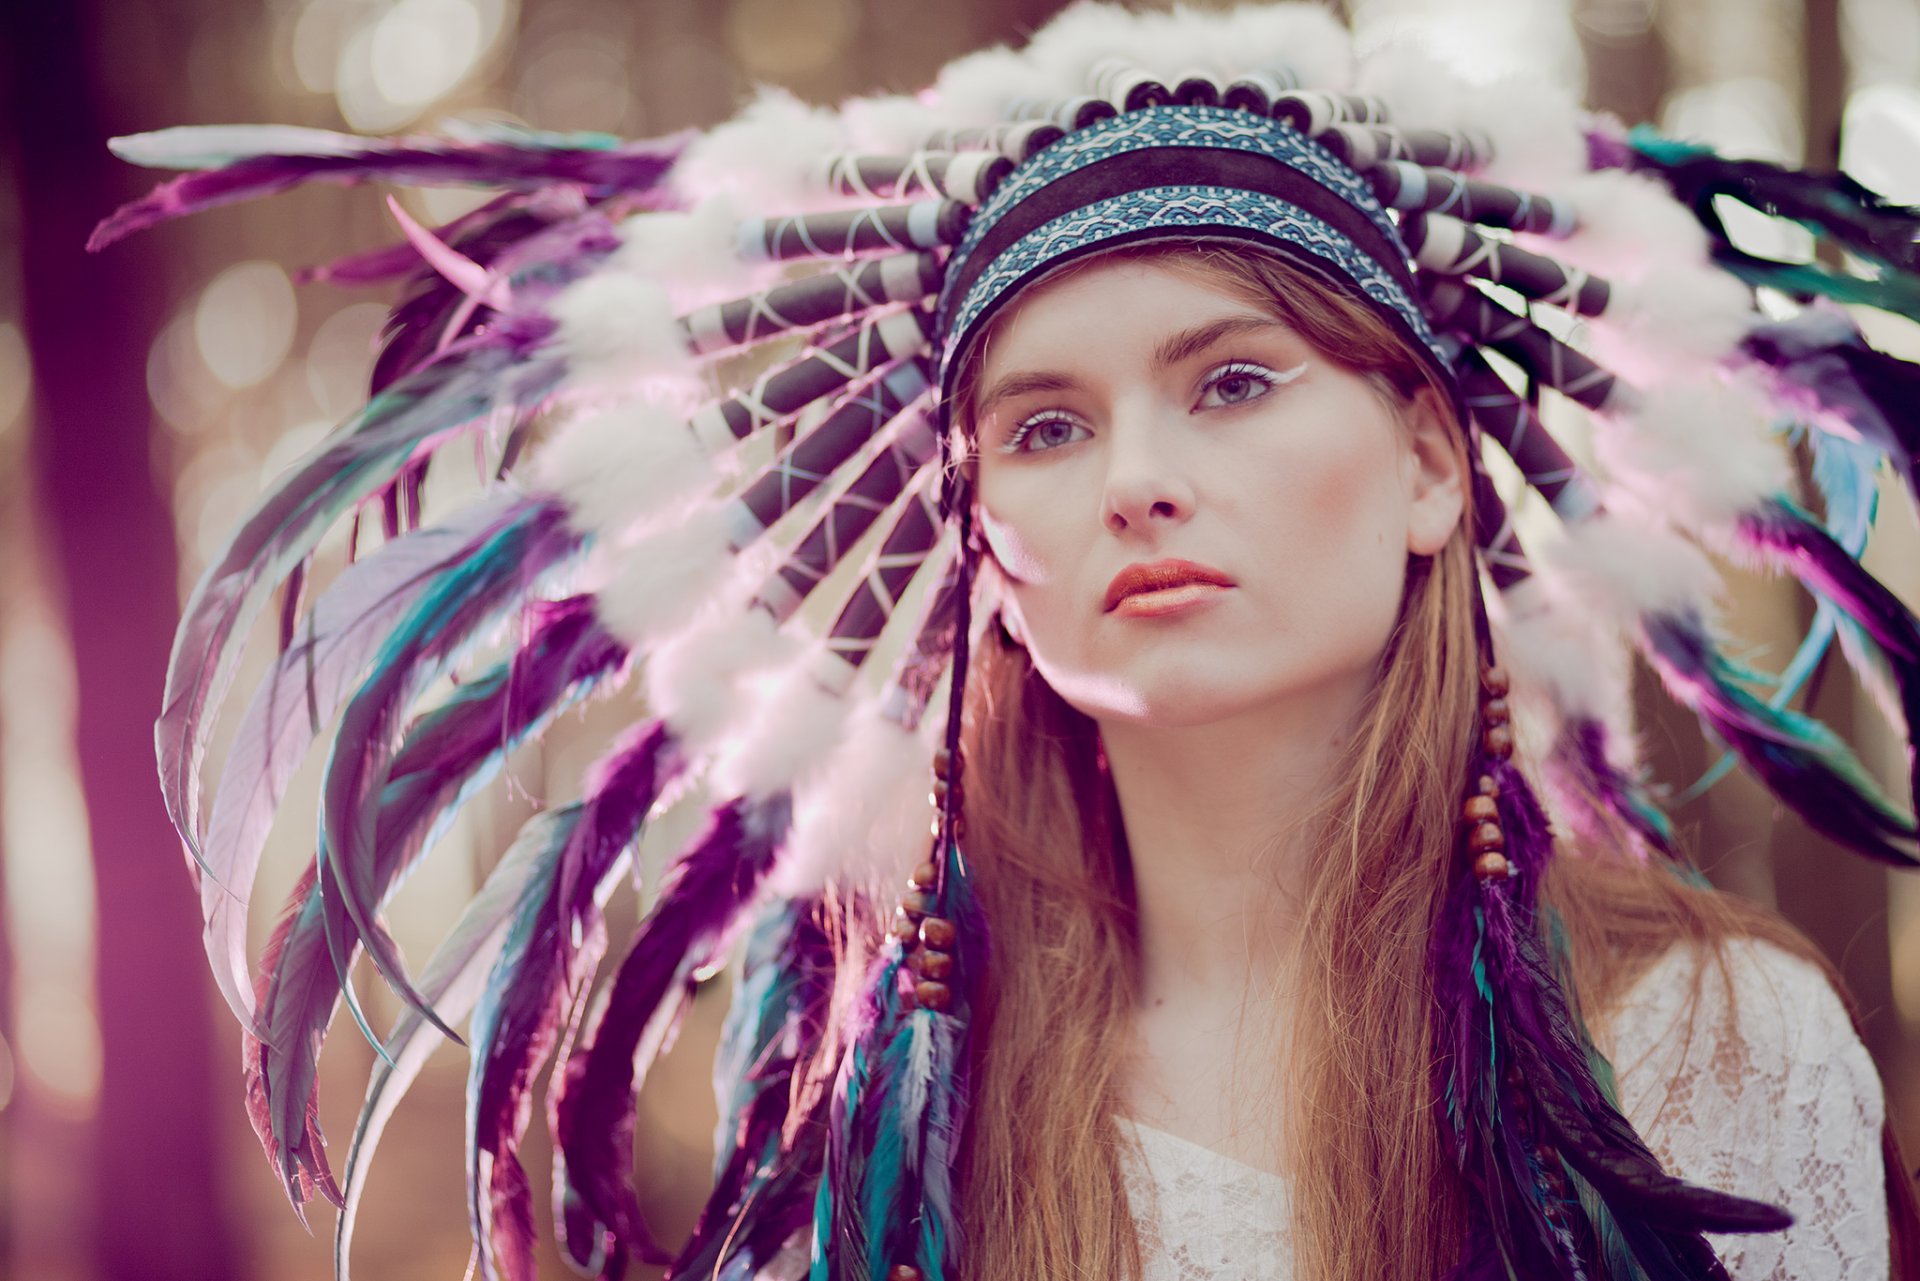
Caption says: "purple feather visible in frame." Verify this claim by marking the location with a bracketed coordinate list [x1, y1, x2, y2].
[90, 123, 689, 251]
[1433, 753, 1789, 1279]
[319, 498, 583, 1024]
[247, 599, 627, 1212]
[157, 340, 564, 877]
[553, 792, 795, 1264]
[1739, 498, 1920, 811]
[466, 722, 685, 1281]
[1546, 717, 1676, 857]
[1742, 310, 1920, 508]
[1643, 610, 1918, 865]
[198, 490, 541, 1032]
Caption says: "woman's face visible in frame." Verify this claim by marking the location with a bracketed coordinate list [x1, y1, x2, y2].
[968, 256, 1465, 729]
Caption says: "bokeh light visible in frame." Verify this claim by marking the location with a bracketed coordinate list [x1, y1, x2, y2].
[0, 602, 101, 1116]
[0, 322, 31, 444]
[193, 260, 298, 391]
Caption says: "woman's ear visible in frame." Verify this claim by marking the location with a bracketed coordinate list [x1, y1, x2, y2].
[1401, 385, 1469, 557]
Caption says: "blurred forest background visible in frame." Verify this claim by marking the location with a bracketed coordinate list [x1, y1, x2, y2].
[3, 0, 1920, 1277]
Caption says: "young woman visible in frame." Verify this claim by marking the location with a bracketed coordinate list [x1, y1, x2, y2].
[103, 4, 1920, 1278]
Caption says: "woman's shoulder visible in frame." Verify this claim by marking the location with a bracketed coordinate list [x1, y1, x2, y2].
[1598, 936, 1889, 1279]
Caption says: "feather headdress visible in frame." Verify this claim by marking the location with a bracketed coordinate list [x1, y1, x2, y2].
[99, 4, 1920, 1278]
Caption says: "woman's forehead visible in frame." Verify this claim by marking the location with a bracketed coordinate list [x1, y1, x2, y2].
[978, 256, 1281, 376]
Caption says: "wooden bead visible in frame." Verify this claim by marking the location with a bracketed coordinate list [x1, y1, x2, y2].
[1461, 794, 1499, 823]
[920, 917, 957, 949]
[1473, 851, 1511, 880]
[1468, 821, 1505, 853]
[1482, 665, 1510, 697]
[914, 980, 952, 1012]
[913, 948, 954, 980]
[909, 861, 938, 890]
[1481, 697, 1509, 725]
[890, 914, 919, 944]
[901, 889, 934, 917]
[932, 747, 952, 780]
[1476, 773, 1500, 798]
[930, 778, 949, 802]
[890, 1265, 923, 1281]
[1482, 724, 1514, 759]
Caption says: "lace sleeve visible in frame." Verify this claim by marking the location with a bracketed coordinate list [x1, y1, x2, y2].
[1598, 937, 1888, 1280]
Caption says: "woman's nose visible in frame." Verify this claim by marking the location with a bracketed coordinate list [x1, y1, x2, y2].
[1099, 410, 1196, 535]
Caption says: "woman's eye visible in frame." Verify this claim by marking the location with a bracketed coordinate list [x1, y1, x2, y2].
[1196, 361, 1288, 410]
[1002, 415, 1089, 454]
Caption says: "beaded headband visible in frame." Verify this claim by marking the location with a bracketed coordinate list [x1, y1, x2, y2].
[93, 5, 1920, 1279]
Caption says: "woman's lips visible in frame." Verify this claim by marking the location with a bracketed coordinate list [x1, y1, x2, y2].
[1104, 559, 1235, 616]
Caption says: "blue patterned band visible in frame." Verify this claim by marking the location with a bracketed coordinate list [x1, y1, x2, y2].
[934, 104, 1452, 416]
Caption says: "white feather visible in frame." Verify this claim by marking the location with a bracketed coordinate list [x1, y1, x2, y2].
[644, 607, 796, 756]
[1536, 509, 1724, 622]
[594, 505, 740, 648]
[1587, 264, 1756, 379]
[1356, 42, 1583, 188]
[711, 656, 852, 800]
[775, 706, 936, 896]
[534, 400, 716, 542]
[549, 271, 695, 395]
[1528, 170, 1713, 276]
[668, 87, 849, 209]
[610, 197, 773, 310]
[1493, 576, 1631, 728]
[1594, 375, 1790, 531]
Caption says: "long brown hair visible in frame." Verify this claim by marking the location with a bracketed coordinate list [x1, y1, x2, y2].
[816, 244, 1914, 1279]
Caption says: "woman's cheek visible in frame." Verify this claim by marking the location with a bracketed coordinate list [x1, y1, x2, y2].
[978, 503, 1054, 585]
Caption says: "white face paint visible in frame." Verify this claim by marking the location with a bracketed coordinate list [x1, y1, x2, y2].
[969, 257, 1464, 727]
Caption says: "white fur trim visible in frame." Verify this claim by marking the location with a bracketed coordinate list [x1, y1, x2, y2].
[1594, 375, 1791, 532]
[1494, 575, 1630, 727]
[775, 705, 936, 896]
[1536, 510, 1723, 622]
[534, 400, 715, 542]
[594, 506, 739, 647]
[669, 88, 849, 210]
[644, 607, 795, 756]
[1531, 170, 1714, 276]
[550, 271, 694, 395]
[710, 656, 852, 799]
[1588, 264, 1756, 379]
[610, 197, 772, 310]
[1356, 41, 1583, 188]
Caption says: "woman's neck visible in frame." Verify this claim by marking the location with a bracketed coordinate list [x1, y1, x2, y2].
[1099, 670, 1370, 1009]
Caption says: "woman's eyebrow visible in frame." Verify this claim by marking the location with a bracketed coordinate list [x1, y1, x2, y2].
[976, 314, 1287, 420]
[1150, 314, 1287, 368]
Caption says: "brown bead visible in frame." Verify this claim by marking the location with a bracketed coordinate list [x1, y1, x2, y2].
[930, 778, 949, 803]
[1461, 794, 1499, 824]
[1476, 773, 1500, 798]
[920, 916, 957, 949]
[913, 948, 954, 980]
[914, 980, 952, 1012]
[1482, 724, 1514, 759]
[1482, 665, 1510, 697]
[890, 914, 919, 944]
[1467, 821, 1505, 853]
[909, 860, 938, 890]
[1481, 697, 1509, 726]
[890, 1265, 923, 1281]
[901, 889, 934, 918]
[931, 747, 952, 780]
[1473, 851, 1511, 880]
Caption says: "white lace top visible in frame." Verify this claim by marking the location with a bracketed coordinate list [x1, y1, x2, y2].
[1120, 939, 1888, 1280]
[754, 939, 1889, 1279]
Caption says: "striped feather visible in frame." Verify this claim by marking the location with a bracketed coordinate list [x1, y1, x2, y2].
[319, 498, 584, 1020]
[467, 722, 685, 1281]
[159, 341, 566, 876]
[92, 123, 688, 250]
